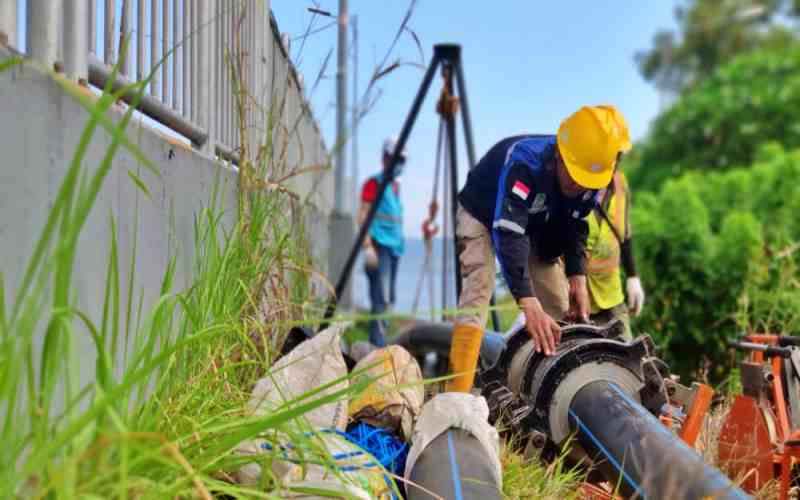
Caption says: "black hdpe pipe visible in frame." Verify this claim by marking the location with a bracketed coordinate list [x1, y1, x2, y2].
[570, 381, 748, 500]
[406, 429, 502, 500]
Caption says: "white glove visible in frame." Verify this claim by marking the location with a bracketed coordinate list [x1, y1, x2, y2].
[364, 245, 379, 270]
[626, 276, 645, 316]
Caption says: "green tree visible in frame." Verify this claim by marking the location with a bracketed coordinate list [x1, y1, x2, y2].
[631, 147, 800, 382]
[627, 48, 800, 192]
[636, 0, 799, 93]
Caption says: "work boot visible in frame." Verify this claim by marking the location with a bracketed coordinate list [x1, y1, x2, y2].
[445, 323, 484, 392]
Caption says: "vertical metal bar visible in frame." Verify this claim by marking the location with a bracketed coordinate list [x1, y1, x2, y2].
[27, 0, 59, 69]
[104, 0, 114, 64]
[234, 0, 240, 151]
[443, 64, 462, 301]
[213, 0, 221, 148]
[88, 0, 97, 54]
[226, 1, 232, 148]
[119, 0, 131, 75]
[255, 0, 266, 153]
[150, 0, 159, 96]
[190, 0, 198, 123]
[240, 0, 247, 155]
[172, 0, 179, 109]
[214, 2, 222, 146]
[454, 59, 478, 170]
[249, 0, 256, 160]
[442, 146, 451, 318]
[225, 0, 231, 150]
[246, 0, 252, 158]
[196, 0, 213, 151]
[228, 0, 234, 150]
[351, 15, 359, 215]
[0, 0, 17, 48]
[182, 0, 189, 116]
[253, 0, 259, 157]
[64, 0, 89, 83]
[334, 0, 348, 214]
[137, 0, 145, 81]
[162, 0, 169, 101]
[220, 0, 227, 147]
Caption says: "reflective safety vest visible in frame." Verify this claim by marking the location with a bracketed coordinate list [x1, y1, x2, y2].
[586, 171, 630, 312]
[368, 174, 405, 257]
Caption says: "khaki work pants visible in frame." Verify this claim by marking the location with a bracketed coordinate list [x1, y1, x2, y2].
[590, 303, 632, 340]
[455, 204, 569, 328]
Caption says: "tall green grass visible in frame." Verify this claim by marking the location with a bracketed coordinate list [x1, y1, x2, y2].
[500, 442, 584, 500]
[0, 30, 378, 498]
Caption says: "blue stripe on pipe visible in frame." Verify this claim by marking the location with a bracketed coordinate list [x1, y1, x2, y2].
[608, 383, 686, 441]
[568, 408, 646, 499]
[447, 430, 465, 500]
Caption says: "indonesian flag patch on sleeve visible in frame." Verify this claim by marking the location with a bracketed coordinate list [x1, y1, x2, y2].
[511, 181, 530, 200]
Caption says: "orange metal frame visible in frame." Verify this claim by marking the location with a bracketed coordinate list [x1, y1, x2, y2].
[741, 333, 797, 500]
[679, 383, 714, 447]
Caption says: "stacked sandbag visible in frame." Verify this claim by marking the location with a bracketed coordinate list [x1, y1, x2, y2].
[234, 324, 392, 499]
[348, 345, 424, 440]
[404, 392, 503, 500]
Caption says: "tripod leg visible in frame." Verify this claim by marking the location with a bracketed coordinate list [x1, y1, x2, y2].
[454, 59, 477, 169]
[453, 56, 501, 332]
[443, 63, 462, 301]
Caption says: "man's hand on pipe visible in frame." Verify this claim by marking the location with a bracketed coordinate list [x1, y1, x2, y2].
[519, 296, 561, 356]
[566, 275, 590, 323]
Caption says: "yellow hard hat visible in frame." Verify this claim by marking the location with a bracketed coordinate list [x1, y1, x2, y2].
[557, 105, 632, 189]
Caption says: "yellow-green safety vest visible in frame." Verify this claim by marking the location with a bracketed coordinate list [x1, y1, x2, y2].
[586, 171, 630, 312]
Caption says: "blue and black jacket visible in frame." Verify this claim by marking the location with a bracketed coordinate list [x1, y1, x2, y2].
[458, 135, 600, 301]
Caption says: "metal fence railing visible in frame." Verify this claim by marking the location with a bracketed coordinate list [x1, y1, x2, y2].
[0, 0, 328, 180]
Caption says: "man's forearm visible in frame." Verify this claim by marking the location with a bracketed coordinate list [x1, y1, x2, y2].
[497, 233, 534, 300]
[564, 218, 588, 276]
[621, 238, 637, 276]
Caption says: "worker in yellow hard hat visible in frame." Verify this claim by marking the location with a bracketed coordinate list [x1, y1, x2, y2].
[447, 105, 632, 392]
[515, 172, 645, 339]
[585, 166, 644, 340]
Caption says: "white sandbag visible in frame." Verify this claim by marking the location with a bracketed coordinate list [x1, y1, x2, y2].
[279, 480, 373, 499]
[247, 323, 349, 430]
[235, 324, 350, 487]
[271, 432, 393, 499]
[404, 392, 502, 488]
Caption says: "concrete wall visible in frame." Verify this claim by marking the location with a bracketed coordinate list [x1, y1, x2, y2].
[0, 27, 331, 400]
[0, 50, 238, 391]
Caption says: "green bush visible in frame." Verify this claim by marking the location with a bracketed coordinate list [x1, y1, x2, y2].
[631, 147, 800, 381]
[629, 49, 800, 192]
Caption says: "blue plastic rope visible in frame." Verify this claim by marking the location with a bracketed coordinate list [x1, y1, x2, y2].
[338, 422, 409, 476]
[259, 423, 407, 499]
[258, 424, 408, 476]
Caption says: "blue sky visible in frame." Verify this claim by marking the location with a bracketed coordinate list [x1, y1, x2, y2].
[271, 0, 681, 236]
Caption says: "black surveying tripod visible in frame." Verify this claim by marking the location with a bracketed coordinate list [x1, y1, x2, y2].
[322, 44, 501, 331]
